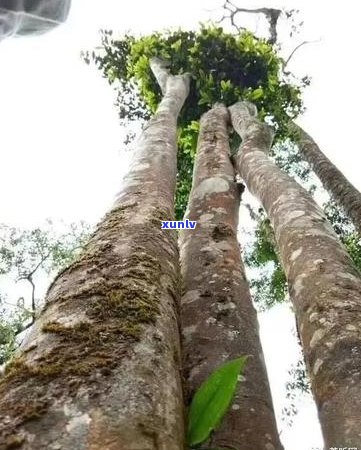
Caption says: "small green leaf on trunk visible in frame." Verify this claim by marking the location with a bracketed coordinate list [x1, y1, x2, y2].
[187, 356, 248, 447]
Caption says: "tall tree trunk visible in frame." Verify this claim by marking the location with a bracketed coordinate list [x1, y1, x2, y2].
[179, 105, 283, 450]
[230, 101, 361, 448]
[291, 121, 361, 234]
[0, 58, 190, 450]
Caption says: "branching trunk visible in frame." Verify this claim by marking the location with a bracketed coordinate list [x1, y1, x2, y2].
[179, 105, 282, 450]
[291, 121, 361, 235]
[230, 101, 361, 448]
[0, 59, 190, 450]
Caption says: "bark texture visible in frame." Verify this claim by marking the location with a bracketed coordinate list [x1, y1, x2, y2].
[291, 121, 361, 235]
[230, 101, 361, 448]
[179, 105, 282, 450]
[0, 59, 190, 450]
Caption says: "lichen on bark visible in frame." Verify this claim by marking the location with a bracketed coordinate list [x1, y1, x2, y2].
[180, 104, 283, 450]
[0, 59, 190, 450]
[290, 121, 361, 235]
[230, 101, 361, 447]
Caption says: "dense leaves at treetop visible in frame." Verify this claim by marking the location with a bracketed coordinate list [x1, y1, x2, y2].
[83, 23, 361, 321]
[83, 26, 306, 218]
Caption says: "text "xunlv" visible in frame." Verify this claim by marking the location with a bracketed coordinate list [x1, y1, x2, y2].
[161, 220, 197, 229]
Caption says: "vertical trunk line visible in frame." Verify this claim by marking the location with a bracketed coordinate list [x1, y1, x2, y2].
[0, 65, 190, 450]
[230, 101, 361, 447]
[180, 104, 283, 450]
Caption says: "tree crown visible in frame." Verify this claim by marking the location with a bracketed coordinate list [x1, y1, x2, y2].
[84, 26, 305, 218]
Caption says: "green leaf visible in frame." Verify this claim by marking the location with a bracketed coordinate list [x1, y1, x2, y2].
[187, 356, 248, 447]
[220, 79, 232, 91]
[198, 97, 209, 106]
[250, 87, 264, 100]
[171, 39, 182, 51]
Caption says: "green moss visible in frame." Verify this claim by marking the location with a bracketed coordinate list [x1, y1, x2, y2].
[99, 288, 158, 322]
[0, 201, 176, 445]
[3, 241, 163, 384]
[148, 206, 173, 226]
[50, 203, 139, 281]
[15, 399, 49, 421]
[3, 358, 29, 380]
[212, 224, 234, 242]
[3, 434, 25, 449]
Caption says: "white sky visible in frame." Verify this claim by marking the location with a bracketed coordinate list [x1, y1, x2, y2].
[1, 1, 361, 448]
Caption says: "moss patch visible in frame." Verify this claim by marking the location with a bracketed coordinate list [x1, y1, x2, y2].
[0, 249, 163, 446]
[212, 223, 234, 242]
[2, 434, 25, 449]
[4, 322, 118, 385]
[0, 202, 179, 448]
[46, 203, 139, 295]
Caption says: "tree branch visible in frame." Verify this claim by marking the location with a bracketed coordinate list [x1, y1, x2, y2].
[282, 39, 321, 74]
[149, 57, 171, 94]
[221, 0, 282, 44]
[27, 275, 36, 323]
[16, 251, 51, 283]
[221, 2, 320, 76]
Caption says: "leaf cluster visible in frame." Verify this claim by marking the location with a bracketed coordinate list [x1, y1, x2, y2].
[282, 358, 311, 426]
[244, 208, 288, 310]
[0, 302, 32, 364]
[0, 221, 91, 364]
[324, 199, 361, 270]
[85, 26, 305, 218]
[0, 221, 90, 279]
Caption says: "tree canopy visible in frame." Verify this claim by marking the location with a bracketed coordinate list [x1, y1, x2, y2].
[83, 25, 306, 218]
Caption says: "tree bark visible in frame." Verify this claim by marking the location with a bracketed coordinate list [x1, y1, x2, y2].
[0, 59, 190, 450]
[291, 121, 361, 235]
[230, 101, 361, 448]
[179, 104, 283, 450]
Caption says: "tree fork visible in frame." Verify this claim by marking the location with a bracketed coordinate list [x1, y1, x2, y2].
[230, 101, 361, 447]
[0, 59, 190, 450]
[179, 104, 283, 450]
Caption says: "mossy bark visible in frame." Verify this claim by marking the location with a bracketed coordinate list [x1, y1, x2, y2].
[230, 101, 361, 448]
[179, 105, 282, 450]
[291, 121, 361, 235]
[0, 59, 190, 450]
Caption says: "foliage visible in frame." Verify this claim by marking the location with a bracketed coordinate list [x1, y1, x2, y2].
[175, 121, 199, 219]
[343, 234, 361, 270]
[282, 358, 311, 426]
[271, 138, 311, 181]
[187, 356, 247, 448]
[245, 197, 361, 311]
[248, 265, 288, 311]
[0, 221, 89, 279]
[324, 199, 361, 270]
[0, 221, 90, 364]
[245, 213, 276, 267]
[0, 302, 32, 365]
[84, 26, 305, 218]
[244, 208, 288, 311]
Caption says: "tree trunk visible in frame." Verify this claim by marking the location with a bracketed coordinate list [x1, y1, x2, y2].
[291, 121, 361, 235]
[179, 105, 283, 450]
[230, 101, 361, 448]
[0, 58, 190, 450]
